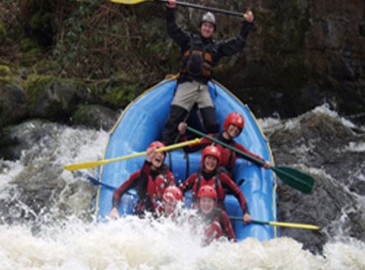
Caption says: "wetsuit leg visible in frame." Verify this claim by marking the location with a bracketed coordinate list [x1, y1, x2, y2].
[200, 106, 219, 134]
[161, 105, 188, 145]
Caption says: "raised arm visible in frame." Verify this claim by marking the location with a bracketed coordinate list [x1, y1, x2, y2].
[216, 10, 255, 57]
[166, 0, 190, 47]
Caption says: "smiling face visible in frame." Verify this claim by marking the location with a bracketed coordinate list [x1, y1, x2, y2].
[199, 197, 215, 214]
[163, 199, 176, 217]
[200, 22, 215, 38]
[151, 151, 165, 170]
[203, 155, 218, 173]
[226, 124, 241, 139]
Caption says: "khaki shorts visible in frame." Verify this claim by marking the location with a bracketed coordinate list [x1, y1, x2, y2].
[171, 81, 213, 111]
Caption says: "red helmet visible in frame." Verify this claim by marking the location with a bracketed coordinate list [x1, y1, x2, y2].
[163, 186, 183, 202]
[148, 141, 166, 155]
[223, 112, 244, 132]
[197, 185, 217, 200]
[202, 145, 221, 167]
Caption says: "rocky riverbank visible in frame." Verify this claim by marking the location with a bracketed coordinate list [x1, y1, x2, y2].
[0, 0, 364, 132]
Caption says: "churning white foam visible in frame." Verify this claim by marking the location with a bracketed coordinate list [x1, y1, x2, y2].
[0, 217, 364, 270]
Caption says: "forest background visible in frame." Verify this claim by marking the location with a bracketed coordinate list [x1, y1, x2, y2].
[0, 0, 364, 131]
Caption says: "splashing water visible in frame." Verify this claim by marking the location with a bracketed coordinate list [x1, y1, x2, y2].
[0, 105, 364, 269]
[0, 121, 108, 227]
[0, 217, 364, 269]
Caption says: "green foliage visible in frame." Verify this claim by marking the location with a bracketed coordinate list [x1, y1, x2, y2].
[1, 0, 176, 84]
[19, 38, 42, 66]
[24, 74, 55, 110]
[50, 1, 171, 83]
[72, 104, 97, 127]
[0, 20, 6, 41]
[102, 84, 141, 109]
[26, 0, 57, 45]
[53, 0, 113, 78]
[0, 65, 10, 76]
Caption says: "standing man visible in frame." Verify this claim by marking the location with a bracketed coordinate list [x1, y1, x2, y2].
[161, 0, 255, 145]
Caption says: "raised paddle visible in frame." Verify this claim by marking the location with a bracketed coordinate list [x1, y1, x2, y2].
[229, 216, 320, 230]
[186, 126, 315, 194]
[64, 138, 201, 171]
[111, 0, 247, 18]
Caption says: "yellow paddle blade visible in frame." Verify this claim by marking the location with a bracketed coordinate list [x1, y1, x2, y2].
[110, 0, 152, 5]
[268, 221, 320, 230]
[64, 138, 201, 171]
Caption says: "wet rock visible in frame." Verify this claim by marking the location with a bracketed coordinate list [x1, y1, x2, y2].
[0, 119, 55, 160]
[1, 0, 363, 126]
[0, 80, 27, 127]
[215, 0, 365, 123]
[268, 107, 365, 253]
[71, 104, 119, 130]
[348, 177, 365, 196]
[0, 162, 95, 227]
[25, 75, 87, 122]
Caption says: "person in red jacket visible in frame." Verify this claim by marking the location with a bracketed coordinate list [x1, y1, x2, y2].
[178, 112, 272, 176]
[157, 186, 183, 218]
[180, 145, 251, 223]
[109, 141, 175, 219]
[195, 185, 236, 245]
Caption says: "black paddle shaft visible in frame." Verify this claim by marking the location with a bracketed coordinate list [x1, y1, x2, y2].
[186, 126, 315, 194]
[186, 126, 265, 166]
[158, 0, 245, 18]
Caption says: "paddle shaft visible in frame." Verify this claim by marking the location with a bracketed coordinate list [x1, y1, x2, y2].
[186, 126, 265, 166]
[229, 216, 320, 230]
[186, 126, 315, 194]
[64, 138, 201, 171]
[80, 172, 117, 191]
[111, 0, 246, 18]
[74, 171, 140, 196]
[158, 0, 245, 18]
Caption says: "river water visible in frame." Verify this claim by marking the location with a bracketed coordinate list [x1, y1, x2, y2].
[0, 105, 364, 269]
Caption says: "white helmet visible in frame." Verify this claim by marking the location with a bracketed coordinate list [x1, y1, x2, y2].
[200, 12, 216, 30]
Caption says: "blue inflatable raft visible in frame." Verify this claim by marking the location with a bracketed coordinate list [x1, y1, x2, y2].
[95, 78, 278, 241]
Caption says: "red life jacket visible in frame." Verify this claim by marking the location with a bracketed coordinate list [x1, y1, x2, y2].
[136, 170, 172, 213]
[204, 220, 223, 245]
[192, 168, 226, 205]
[147, 173, 171, 203]
[201, 208, 234, 244]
